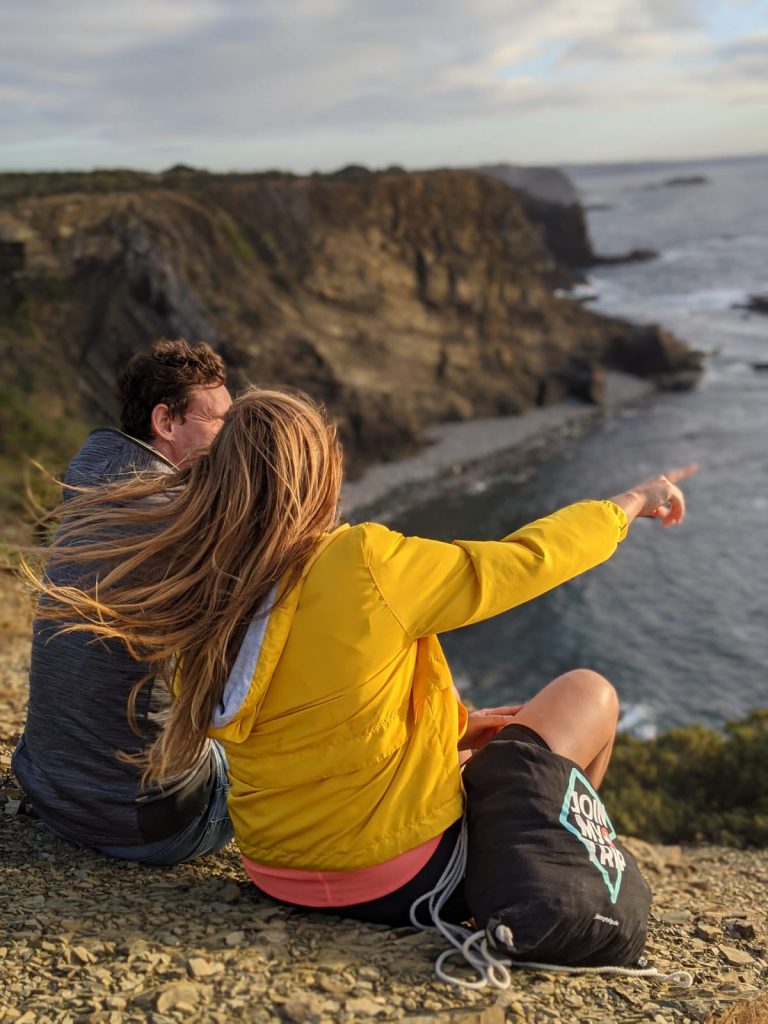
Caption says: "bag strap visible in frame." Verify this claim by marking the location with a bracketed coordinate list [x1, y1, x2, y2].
[408, 816, 693, 991]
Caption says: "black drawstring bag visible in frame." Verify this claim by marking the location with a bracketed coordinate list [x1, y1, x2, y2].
[462, 727, 651, 968]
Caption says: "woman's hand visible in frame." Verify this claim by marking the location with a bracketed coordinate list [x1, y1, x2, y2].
[458, 705, 524, 752]
[610, 463, 698, 527]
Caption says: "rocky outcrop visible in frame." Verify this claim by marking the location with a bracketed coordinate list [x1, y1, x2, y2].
[477, 163, 662, 270]
[741, 293, 768, 315]
[475, 164, 580, 205]
[477, 164, 593, 270]
[0, 168, 702, 492]
[640, 175, 710, 190]
[604, 323, 703, 391]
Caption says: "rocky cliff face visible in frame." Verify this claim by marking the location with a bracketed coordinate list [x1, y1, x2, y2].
[476, 164, 595, 269]
[0, 167, 702, 502]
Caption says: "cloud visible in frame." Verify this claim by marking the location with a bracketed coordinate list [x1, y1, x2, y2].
[0, 0, 766, 165]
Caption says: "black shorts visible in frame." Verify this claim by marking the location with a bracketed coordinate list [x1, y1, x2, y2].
[494, 722, 551, 751]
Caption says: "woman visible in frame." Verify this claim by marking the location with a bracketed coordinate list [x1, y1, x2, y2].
[30, 389, 695, 925]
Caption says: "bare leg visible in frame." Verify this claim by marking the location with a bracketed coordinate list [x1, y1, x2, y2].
[511, 669, 619, 788]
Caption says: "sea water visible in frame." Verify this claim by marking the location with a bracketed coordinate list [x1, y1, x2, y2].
[389, 155, 768, 735]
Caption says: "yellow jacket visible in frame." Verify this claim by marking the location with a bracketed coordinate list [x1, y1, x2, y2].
[208, 500, 628, 870]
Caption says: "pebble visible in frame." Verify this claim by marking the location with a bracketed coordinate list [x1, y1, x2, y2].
[344, 996, 389, 1016]
[155, 982, 207, 1013]
[103, 996, 127, 1010]
[728, 920, 757, 941]
[281, 996, 324, 1022]
[719, 946, 756, 968]
[187, 956, 225, 978]
[220, 883, 241, 904]
[659, 909, 692, 925]
[70, 945, 96, 964]
[317, 975, 353, 995]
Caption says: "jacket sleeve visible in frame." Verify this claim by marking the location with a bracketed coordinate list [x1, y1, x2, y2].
[363, 500, 628, 639]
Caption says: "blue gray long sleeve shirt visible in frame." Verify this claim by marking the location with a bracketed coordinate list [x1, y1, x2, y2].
[12, 429, 214, 847]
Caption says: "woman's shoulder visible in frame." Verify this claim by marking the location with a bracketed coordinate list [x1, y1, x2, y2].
[315, 521, 404, 566]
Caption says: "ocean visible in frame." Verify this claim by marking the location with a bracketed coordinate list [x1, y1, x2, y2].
[388, 155, 768, 736]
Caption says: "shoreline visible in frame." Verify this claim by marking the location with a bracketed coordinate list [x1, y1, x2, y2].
[341, 371, 655, 520]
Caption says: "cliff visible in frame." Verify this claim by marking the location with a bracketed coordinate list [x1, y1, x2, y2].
[0, 167, 702, 524]
[476, 163, 595, 268]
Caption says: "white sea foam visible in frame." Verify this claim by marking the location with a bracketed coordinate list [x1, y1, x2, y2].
[618, 703, 658, 741]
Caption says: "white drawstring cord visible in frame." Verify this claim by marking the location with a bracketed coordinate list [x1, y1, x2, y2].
[408, 818, 694, 991]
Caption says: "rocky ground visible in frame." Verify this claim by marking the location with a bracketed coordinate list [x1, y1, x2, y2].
[2, 573, 768, 1024]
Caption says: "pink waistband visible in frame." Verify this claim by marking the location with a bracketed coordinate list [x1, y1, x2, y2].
[242, 833, 443, 908]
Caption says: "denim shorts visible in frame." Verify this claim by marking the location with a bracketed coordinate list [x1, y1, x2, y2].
[96, 741, 234, 866]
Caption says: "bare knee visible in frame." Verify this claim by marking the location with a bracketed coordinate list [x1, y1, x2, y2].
[559, 668, 619, 720]
[514, 668, 619, 754]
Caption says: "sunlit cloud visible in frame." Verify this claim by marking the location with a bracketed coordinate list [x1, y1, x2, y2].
[0, 0, 765, 168]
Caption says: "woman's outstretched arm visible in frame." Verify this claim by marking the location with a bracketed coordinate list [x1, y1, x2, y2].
[364, 464, 698, 640]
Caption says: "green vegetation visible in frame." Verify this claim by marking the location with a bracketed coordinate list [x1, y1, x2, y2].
[219, 214, 256, 264]
[0, 168, 297, 204]
[0, 318, 91, 538]
[604, 710, 768, 847]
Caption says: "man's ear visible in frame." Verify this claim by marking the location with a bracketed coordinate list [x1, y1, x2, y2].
[150, 403, 175, 443]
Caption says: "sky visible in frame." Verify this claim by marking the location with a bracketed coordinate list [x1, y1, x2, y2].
[1, 0, 767, 173]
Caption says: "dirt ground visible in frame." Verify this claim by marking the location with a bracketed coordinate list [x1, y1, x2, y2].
[2, 573, 767, 1024]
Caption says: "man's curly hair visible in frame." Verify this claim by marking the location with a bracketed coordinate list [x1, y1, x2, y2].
[117, 339, 226, 441]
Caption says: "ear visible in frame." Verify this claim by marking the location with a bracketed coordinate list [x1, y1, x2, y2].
[150, 403, 175, 443]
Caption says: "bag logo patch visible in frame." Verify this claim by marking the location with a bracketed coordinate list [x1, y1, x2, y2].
[559, 768, 625, 904]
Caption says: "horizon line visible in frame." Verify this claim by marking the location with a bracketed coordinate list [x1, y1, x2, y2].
[1, 151, 767, 178]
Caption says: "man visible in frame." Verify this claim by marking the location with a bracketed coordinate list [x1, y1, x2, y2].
[13, 339, 235, 864]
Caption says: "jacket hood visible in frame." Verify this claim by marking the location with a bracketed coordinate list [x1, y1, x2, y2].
[210, 526, 351, 743]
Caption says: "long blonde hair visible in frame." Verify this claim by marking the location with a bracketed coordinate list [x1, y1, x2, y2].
[27, 389, 343, 783]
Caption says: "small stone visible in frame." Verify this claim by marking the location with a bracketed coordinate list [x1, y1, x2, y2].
[719, 945, 755, 967]
[695, 922, 720, 942]
[124, 939, 149, 957]
[220, 882, 241, 903]
[71, 945, 95, 964]
[103, 996, 127, 1011]
[728, 919, 757, 941]
[224, 930, 246, 946]
[281, 995, 323, 1022]
[187, 956, 225, 978]
[316, 959, 348, 973]
[659, 909, 691, 925]
[317, 975, 352, 995]
[357, 966, 381, 981]
[156, 982, 205, 1013]
[344, 996, 388, 1016]
[20, 895, 45, 908]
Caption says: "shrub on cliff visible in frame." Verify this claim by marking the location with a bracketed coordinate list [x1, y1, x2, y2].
[603, 709, 768, 847]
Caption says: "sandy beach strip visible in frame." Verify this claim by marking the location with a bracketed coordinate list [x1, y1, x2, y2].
[341, 371, 654, 517]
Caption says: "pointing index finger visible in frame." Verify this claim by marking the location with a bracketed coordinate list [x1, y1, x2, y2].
[665, 463, 699, 485]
